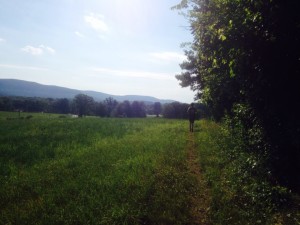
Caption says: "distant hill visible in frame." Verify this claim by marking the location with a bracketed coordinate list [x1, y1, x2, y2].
[0, 79, 174, 104]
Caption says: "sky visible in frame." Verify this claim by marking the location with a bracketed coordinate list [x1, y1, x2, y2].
[0, 0, 195, 103]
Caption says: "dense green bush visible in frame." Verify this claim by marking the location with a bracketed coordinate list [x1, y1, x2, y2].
[175, 0, 300, 192]
[196, 120, 298, 225]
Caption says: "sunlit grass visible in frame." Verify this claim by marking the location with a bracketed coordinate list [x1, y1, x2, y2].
[0, 112, 196, 224]
[2, 112, 298, 224]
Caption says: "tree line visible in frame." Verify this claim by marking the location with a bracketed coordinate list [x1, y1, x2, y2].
[0, 95, 210, 119]
[174, 0, 300, 191]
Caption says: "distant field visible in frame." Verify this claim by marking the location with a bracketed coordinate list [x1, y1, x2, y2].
[0, 111, 196, 225]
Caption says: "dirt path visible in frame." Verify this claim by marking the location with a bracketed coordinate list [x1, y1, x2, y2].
[186, 132, 211, 225]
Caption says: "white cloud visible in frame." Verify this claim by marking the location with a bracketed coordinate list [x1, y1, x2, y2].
[149, 51, 186, 63]
[21, 45, 43, 55]
[75, 31, 85, 38]
[90, 67, 175, 81]
[21, 45, 56, 55]
[84, 13, 109, 33]
[0, 38, 5, 42]
[39, 45, 56, 54]
[0, 64, 48, 71]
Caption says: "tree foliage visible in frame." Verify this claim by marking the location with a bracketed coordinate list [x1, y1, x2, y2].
[104, 97, 118, 117]
[163, 102, 189, 119]
[0, 96, 148, 118]
[153, 102, 162, 117]
[131, 101, 146, 118]
[74, 94, 95, 117]
[175, 0, 300, 190]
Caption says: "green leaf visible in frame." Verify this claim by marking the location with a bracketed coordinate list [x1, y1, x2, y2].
[219, 34, 227, 41]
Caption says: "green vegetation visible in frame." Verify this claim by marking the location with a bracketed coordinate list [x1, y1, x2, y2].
[195, 120, 300, 225]
[1, 1, 299, 224]
[0, 95, 210, 120]
[0, 112, 196, 225]
[1, 112, 299, 224]
[174, 0, 300, 192]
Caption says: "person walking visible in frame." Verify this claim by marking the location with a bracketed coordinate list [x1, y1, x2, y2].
[187, 103, 197, 132]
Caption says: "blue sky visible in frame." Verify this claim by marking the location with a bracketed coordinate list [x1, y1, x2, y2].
[0, 0, 194, 103]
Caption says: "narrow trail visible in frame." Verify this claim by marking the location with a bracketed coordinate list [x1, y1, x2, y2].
[186, 132, 211, 225]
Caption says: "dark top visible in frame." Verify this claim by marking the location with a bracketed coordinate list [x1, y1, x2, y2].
[187, 106, 196, 122]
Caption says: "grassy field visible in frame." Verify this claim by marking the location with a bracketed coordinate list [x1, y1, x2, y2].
[1, 111, 299, 225]
[0, 112, 198, 225]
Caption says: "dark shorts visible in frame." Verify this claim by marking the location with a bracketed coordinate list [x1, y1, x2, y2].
[189, 117, 195, 123]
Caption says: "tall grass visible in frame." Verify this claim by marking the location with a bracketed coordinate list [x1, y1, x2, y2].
[2, 112, 298, 224]
[0, 112, 197, 225]
[195, 120, 300, 225]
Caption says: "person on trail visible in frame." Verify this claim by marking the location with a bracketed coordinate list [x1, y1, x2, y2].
[187, 103, 197, 132]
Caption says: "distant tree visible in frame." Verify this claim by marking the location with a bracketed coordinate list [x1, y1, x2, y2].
[73, 94, 95, 117]
[112, 100, 133, 117]
[0, 96, 50, 112]
[104, 97, 118, 117]
[53, 98, 70, 114]
[24, 98, 47, 112]
[94, 102, 107, 117]
[131, 101, 146, 118]
[153, 102, 162, 117]
[122, 100, 132, 117]
[162, 103, 175, 119]
[111, 102, 123, 117]
[12, 97, 27, 112]
[162, 102, 189, 119]
[0, 97, 13, 111]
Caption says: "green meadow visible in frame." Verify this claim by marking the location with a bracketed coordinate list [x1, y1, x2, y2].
[1, 112, 299, 224]
[0, 112, 196, 225]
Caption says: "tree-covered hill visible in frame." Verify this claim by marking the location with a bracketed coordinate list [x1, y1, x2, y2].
[0, 79, 174, 104]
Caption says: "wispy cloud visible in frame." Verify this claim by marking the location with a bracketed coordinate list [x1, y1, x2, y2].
[84, 13, 109, 33]
[21, 45, 56, 56]
[90, 67, 174, 81]
[149, 51, 186, 63]
[21, 45, 43, 55]
[0, 64, 48, 71]
[39, 45, 55, 54]
[75, 31, 85, 38]
[0, 37, 5, 43]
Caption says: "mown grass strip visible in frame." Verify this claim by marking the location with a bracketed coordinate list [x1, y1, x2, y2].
[186, 132, 211, 225]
